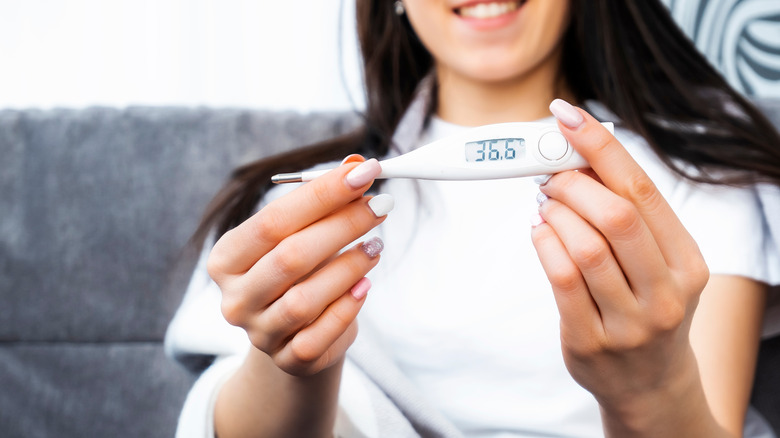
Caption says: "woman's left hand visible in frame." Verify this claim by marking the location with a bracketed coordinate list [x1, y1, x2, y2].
[531, 100, 714, 434]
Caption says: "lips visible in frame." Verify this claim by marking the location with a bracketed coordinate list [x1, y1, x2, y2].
[454, 1, 525, 19]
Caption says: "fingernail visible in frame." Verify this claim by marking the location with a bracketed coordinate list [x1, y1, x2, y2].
[530, 213, 546, 228]
[536, 192, 548, 205]
[533, 174, 552, 186]
[346, 158, 381, 189]
[368, 194, 394, 217]
[341, 154, 363, 165]
[360, 236, 384, 258]
[549, 99, 584, 129]
[350, 277, 371, 300]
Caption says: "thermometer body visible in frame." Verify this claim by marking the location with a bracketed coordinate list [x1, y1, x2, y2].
[272, 121, 614, 183]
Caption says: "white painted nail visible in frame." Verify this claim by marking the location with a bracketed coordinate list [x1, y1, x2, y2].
[368, 194, 394, 217]
[533, 174, 552, 185]
[549, 99, 585, 129]
[346, 159, 381, 189]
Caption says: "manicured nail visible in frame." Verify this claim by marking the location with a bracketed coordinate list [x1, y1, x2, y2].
[368, 194, 394, 217]
[341, 154, 363, 165]
[346, 158, 381, 189]
[536, 192, 548, 205]
[530, 213, 546, 228]
[549, 99, 584, 129]
[534, 174, 552, 186]
[360, 236, 384, 258]
[350, 277, 371, 300]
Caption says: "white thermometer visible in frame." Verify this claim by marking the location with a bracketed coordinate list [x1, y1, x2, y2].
[271, 121, 614, 183]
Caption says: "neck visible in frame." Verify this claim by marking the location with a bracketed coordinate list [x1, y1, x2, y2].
[435, 50, 574, 126]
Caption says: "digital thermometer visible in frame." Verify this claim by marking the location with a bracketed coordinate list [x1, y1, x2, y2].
[271, 121, 614, 183]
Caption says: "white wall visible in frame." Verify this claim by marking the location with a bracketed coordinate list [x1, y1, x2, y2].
[0, 0, 365, 111]
[3, 0, 778, 111]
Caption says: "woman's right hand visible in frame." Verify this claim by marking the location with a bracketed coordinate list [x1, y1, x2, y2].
[207, 155, 392, 377]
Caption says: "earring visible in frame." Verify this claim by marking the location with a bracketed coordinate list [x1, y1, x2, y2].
[394, 0, 405, 16]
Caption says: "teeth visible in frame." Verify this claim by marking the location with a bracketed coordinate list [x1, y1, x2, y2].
[458, 1, 519, 19]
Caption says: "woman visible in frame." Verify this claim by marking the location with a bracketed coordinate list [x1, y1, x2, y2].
[166, 0, 780, 436]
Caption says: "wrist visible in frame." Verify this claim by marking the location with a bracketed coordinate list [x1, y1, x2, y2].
[596, 347, 725, 437]
[242, 346, 345, 397]
[215, 348, 345, 438]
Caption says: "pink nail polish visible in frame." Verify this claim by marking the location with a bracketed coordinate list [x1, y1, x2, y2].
[350, 277, 371, 300]
[346, 159, 381, 189]
[549, 99, 584, 129]
[360, 236, 384, 258]
[530, 213, 546, 228]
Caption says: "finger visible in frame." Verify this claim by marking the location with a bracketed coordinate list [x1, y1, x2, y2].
[251, 239, 382, 350]
[538, 196, 637, 315]
[244, 194, 392, 301]
[540, 171, 672, 298]
[275, 285, 368, 374]
[209, 157, 381, 276]
[530, 218, 603, 342]
[548, 99, 698, 270]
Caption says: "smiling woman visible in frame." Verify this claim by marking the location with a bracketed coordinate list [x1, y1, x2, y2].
[403, 0, 572, 125]
[164, 1, 780, 437]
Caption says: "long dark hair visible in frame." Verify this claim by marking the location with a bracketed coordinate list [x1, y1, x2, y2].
[193, 0, 780, 246]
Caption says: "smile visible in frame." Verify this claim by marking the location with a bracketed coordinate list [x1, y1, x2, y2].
[455, 1, 525, 19]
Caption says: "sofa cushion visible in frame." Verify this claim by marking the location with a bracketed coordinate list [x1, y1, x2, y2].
[0, 107, 359, 342]
[0, 343, 194, 438]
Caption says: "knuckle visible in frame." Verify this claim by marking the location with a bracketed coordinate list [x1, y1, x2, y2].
[649, 295, 687, 333]
[606, 325, 653, 352]
[340, 206, 367, 235]
[271, 243, 308, 277]
[687, 257, 710, 294]
[590, 129, 614, 155]
[547, 266, 583, 294]
[288, 334, 321, 365]
[247, 330, 274, 354]
[625, 172, 660, 206]
[206, 250, 229, 281]
[276, 294, 312, 327]
[253, 209, 286, 245]
[570, 240, 611, 270]
[220, 296, 245, 327]
[561, 331, 600, 359]
[206, 234, 238, 279]
[552, 169, 579, 191]
[328, 304, 355, 331]
[342, 250, 371, 275]
[309, 181, 337, 210]
[599, 201, 641, 236]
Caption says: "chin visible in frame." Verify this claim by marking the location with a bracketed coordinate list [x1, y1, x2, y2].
[449, 56, 537, 84]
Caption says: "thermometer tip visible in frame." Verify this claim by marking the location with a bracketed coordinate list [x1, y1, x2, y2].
[271, 173, 303, 184]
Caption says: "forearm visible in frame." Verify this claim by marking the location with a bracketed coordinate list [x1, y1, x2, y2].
[214, 347, 343, 438]
[598, 347, 734, 438]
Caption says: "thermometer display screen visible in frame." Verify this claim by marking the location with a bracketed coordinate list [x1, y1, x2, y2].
[465, 138, 525, 163]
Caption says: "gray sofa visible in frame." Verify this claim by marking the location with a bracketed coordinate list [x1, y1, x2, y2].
[0, 104, 778, 437]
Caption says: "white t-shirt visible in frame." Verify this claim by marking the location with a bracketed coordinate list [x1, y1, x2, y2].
[166, 116, 779, 438]
[361, 116, 778, 436]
